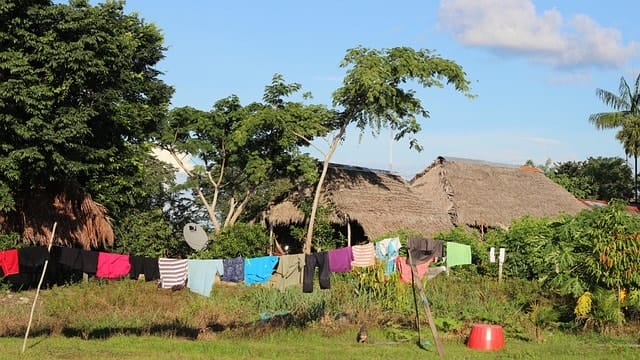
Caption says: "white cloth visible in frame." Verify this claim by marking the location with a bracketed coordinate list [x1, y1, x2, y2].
[158, 258, 188, 289]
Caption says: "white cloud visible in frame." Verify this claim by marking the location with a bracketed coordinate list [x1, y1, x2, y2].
[437, 0, 638, 69]
[152, 147, 194, 174]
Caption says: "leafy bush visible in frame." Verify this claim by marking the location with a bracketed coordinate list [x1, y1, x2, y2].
[193, 222, 270, 259]
[0, 231, 20, 250]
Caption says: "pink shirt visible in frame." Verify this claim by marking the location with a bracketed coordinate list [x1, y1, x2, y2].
[396, 256, 430, 283]
[96, 252, 131, 279]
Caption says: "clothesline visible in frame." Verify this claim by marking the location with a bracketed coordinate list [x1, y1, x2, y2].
[0, 238, 471, 298]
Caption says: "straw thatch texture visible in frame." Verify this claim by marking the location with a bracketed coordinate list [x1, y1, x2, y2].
[410, 157, 589, 229]
[0, 191, 114, 250]
[262, 164, 453, 239]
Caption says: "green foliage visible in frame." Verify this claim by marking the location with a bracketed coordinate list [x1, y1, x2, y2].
[578, 288, 625, 334]
[497, 216, 556, 280]
[111, 209, 186, 258]
[348, 263, 408, 312]
[529, 301, 559, 342]
[0, 0, 172, 211]
[551, 158, 632, 200]
[582, 201, 640, 290]
[191, 222, 270, 259]
[157, 75, 331, 230]
[0, 231, 19, 250]
[290, 201, 345, 251]
[333, 46, 474, 151]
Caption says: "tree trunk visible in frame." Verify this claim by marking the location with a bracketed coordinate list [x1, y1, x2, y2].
[304, 125, 347, 254]
[635, 153, 638, 203]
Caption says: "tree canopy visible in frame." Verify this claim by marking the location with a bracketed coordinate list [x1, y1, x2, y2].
[529, 157, 633, 201]
[156, 74, 332, 231]
[589, 74, 640, 201]
[0, 0, 173, 213]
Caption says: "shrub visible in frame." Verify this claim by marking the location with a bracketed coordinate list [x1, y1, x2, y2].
[193, 222, 270, 259]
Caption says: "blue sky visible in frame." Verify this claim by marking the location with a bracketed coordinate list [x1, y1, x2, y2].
[123, 0, 639, 179]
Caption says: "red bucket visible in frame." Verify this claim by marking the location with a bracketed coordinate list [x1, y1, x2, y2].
[467, 324, 504, 350]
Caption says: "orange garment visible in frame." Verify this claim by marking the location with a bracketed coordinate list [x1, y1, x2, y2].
[396, 256, 430, 283]
[0, 249, 19, 276]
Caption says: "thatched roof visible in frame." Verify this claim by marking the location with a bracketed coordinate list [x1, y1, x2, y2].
[0, 190, 114, 250]
[261, 164, 453, 239]
[410, 156, 589, 229]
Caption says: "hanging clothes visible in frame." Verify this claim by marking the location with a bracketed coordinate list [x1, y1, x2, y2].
[270, 254, 305, 292]
[220, 256, 244, 283]
[96, 252, 131, 279]
[0, 249, 19, 276]
[187, 259, 218, 297]
[128, 256, 160, 281]
[396, 256, 430, 283]
[58, 248, 98, 274]
[158, 258, 188, 289]
[210, 259, 224, 277]
[407, 237, 443, 266]
[328, 247, 353, 273]
[17, 247, 48, 268]
[244, 256, 279, 285]
[351, 243, 375, 268]
[446, 242, 472, 267]
[303, 252, 330, 293]
[375, 237, 401, 275]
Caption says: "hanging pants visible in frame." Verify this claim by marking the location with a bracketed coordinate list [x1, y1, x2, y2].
[303, 252, 330, 293]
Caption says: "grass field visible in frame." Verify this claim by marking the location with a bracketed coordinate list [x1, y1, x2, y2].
[2, 274, 640, 359]
[3, 329, 640, 359]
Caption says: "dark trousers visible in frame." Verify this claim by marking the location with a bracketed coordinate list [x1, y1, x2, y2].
[303, 252, 330, 293]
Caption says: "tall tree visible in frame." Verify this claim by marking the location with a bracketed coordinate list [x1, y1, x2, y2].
[157, 75, 331, 231]
[589, 74, 640, 202]
[0, 0, 173, 213]
[302, 46, 473, 253]
[546, 157, 632, 201]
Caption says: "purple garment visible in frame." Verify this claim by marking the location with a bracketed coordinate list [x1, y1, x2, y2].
[328, 247, 353, 273]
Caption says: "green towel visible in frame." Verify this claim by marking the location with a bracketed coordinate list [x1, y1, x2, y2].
[446, 242, 472, 267]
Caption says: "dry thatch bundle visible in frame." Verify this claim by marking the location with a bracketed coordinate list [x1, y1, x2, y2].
[410, 157, 589, 229]
[0, 190, 114, 250]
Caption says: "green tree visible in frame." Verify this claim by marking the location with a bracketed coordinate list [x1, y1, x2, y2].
[157, 75, 331, 231]
[589, 74, 640, 201]
[528, 158, 632, 200]
[0, 0, 172, 213]
[302, 46, 474, 253]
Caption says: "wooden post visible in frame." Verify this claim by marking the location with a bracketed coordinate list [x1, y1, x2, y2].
[347, 222, 351, 247]
[22, 222, 57, 353]
[408, 250, 444, 357]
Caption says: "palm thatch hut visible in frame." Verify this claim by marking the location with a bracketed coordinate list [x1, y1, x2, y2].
[260, 163, 453, 245]
[0, 190, 114, 250]
[410, 156, 590, 231]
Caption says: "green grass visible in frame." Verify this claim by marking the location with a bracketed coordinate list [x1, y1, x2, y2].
[2, 274, 640, 359]
[2, 329, 640, 360]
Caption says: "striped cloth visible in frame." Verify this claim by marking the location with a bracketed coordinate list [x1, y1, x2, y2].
[158, 258, 189, 289]
[351, 243, 376, 267]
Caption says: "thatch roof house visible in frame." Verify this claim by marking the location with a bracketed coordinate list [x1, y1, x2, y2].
[262, 157, 590, 244]
[0, 190, 114, 250]
[260, 163, 453, 243]
[410, 156, 589, 230]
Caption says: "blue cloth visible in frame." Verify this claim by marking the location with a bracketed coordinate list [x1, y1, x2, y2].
[221, 256, 244, 282]
[211, 259, 224, 276]
[375, 237, 401, 275]
[244, 256, 279, 285]
[187, 259, 217, 297]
